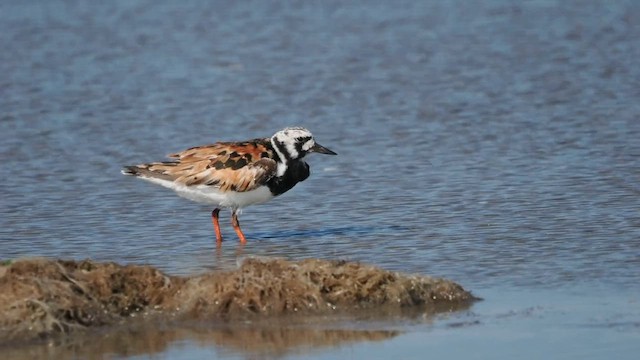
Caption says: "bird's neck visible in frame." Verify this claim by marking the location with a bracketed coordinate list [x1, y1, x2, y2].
[270, 137, 295, 177]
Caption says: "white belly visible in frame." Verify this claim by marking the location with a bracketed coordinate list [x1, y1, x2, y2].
[143, 177, 274, 209]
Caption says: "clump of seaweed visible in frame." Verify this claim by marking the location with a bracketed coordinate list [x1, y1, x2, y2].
[175, 258, 474, 317]
[0, 257, 476, 344]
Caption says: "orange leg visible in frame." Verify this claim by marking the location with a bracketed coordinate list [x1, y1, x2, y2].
[211, 208, 223, 245]
[231, 210, 247, 244]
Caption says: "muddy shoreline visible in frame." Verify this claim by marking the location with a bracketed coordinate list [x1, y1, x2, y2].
[0, 257, 476, 347]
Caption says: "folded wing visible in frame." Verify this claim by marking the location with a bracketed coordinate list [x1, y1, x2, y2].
[127, 140, 277, 192]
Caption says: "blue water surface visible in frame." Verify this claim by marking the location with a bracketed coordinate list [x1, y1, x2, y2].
[1, 0, 639, 359]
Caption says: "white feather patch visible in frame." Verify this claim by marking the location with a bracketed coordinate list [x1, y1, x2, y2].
[142, 176, 274, 209]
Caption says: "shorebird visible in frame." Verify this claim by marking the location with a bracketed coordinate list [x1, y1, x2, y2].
[122, 127, 336, 245]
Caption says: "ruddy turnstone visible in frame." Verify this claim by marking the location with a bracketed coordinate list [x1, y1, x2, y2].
[121, 127, 336, 245]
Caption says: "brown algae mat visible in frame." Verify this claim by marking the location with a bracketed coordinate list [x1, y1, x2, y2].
[0, 257, 477, 345]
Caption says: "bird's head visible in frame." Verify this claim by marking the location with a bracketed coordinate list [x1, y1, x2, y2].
[271, 127, 337, 160]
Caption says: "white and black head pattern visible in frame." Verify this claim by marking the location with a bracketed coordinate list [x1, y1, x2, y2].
[270, 126, 337, 177]
[271, 127, 316, 161]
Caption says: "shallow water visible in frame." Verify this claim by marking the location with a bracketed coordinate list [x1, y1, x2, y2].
[1, 0, 639, 358]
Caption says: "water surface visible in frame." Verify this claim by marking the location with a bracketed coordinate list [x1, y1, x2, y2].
[1, 0, 639, 358]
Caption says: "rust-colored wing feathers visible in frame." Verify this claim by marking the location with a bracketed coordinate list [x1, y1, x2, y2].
[132, 139, 277, 192]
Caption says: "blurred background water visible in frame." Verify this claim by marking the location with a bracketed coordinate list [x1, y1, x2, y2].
[1, 0, 639, 359]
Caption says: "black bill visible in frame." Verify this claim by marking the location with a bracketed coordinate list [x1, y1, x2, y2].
[310, 142, 337, 155]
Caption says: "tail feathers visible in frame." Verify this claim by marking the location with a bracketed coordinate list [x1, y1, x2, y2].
[121, 165, 142, 176]
[121, 164, 175, 181]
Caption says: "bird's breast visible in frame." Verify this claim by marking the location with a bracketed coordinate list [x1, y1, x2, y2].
[267, 160, 310, 196]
